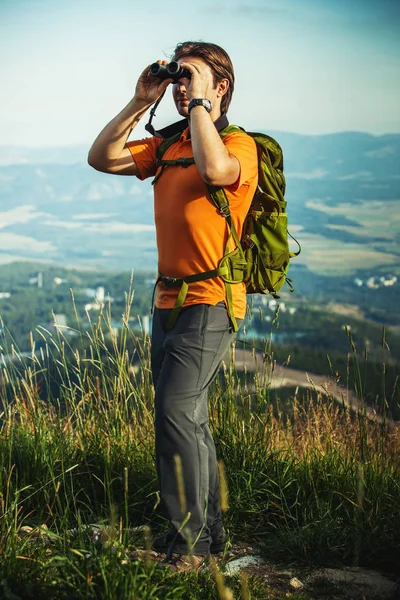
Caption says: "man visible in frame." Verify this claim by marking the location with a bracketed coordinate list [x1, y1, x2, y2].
[88, 41, 258, 572]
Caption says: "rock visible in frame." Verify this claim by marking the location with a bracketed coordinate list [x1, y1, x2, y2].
[224, 555, 265, 576]
[289, 577, 304, 590]
[18, 524, 54, 546]
[306, 566, 398, 600]
[19, 526, 34, 535]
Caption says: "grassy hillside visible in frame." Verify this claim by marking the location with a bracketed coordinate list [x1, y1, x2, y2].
[0, 294, 399, 599]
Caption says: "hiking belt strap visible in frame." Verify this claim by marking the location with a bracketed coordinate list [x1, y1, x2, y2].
[158, 264, 234, 331]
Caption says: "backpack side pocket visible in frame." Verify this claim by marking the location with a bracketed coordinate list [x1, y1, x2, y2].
[242, 209, 291, 294]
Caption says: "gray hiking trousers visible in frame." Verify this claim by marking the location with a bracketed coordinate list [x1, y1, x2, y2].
[151, 301, 239, 555]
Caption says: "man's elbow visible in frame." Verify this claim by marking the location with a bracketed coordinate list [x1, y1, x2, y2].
[87, 151, 106, 172]
[202, 172, 220, 186]
[87, 150, 97, 168]
[201, 154, 240, 187]
[202, 165, 240, 187]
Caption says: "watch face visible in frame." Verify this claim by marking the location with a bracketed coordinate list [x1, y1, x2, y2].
[189, 98, 212, 113]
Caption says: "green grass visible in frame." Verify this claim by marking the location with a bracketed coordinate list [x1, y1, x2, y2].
[0, 292, 399, 599]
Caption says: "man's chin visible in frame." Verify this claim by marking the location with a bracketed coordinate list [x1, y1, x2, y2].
[175, 103, 189, 118]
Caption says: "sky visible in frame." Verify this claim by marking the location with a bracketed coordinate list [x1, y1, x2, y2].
[1, 0, 399, 147]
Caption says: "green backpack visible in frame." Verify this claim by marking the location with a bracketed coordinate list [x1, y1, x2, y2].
[153, 124, 300, 331]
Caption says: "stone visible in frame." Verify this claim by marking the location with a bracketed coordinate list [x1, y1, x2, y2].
[289, 577, 304, 590]
[224, 555, 265, 576]
[306, 566, 397, 600]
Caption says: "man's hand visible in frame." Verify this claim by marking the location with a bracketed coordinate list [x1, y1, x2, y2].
[88, 60, 172, 175]
[134, 61, 173, 106]
[178, 61, 215, 101]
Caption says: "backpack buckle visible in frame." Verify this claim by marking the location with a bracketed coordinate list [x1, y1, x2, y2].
[219, 204, 231, 218]
[243, 235, 255, 249]
[160, 276, 183, 288]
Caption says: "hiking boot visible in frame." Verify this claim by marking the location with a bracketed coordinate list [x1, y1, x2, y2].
[210, 528, 230, 554]
[152, 527, 229, 555]
[152, 529, 180, 554]
[157, 552, 208, 574]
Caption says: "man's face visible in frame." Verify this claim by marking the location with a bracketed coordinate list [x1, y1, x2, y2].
[172, 56, 217, 118]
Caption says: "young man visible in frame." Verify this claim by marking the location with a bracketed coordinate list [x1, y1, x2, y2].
[88, 41, 258, 572]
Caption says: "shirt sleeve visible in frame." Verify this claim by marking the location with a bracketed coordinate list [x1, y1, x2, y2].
[126, 136, 163, 180]
[223, 132, 258, 192]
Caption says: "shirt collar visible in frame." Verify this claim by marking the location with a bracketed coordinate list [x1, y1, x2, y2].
[156, 113, 229, 141]
[180, 113, 229, 141]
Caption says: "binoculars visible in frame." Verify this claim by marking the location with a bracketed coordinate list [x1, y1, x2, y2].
[149, 61, 191, 82]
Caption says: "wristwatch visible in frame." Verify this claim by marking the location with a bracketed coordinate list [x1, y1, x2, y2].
[188, 98, 212, 113]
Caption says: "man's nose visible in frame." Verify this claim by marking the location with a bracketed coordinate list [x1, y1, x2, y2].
[177, 77, 190, 90]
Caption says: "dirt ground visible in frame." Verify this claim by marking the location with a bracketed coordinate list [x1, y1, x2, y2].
[129, 536, 399, 600]
[217, 541, 399, 600]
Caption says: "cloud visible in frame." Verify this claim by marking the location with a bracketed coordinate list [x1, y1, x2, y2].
[87, 222, 155, 233]
[85, 182, 126, 200]
[365, 146, 396, 158]
[0, 233, 56, 253]
[337, 171, 373, 181]
[286, 169, 328, 180]
[72, 213, 118, 220]
[43, 220, 84, 229]
[43, 219, 155, 233]
[0, 205, 51, 230]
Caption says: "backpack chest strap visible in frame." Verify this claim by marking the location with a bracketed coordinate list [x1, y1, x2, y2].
[152, 157, 195, 185]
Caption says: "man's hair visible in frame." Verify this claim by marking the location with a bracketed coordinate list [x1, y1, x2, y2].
[172, 41, 235, 114]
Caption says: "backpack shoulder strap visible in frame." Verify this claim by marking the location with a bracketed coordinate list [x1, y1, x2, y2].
[206, 123, 248, 217]
[219, 124, 246, 138]
[155, 132, 182, 164]
[206, 123, 251, 240]
[152, 132, 195, 185]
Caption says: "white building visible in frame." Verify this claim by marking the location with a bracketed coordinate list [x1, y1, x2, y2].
[96, 287, 105, 303]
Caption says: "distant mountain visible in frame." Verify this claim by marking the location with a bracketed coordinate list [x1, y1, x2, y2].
[271, 131, 399, 181]
[0, 132, 399, 274]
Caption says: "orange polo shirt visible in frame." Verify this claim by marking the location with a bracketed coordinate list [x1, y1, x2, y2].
[127, 127, 257, 319]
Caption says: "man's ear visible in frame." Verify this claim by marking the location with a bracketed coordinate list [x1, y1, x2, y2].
[217, 79, 229, 98]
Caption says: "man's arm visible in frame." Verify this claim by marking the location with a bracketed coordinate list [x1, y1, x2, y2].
[87, 101, 148, 175]
[180, 60, 240, 187]
[189, 106, 240, 187]
[87, 62, 172, 175]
